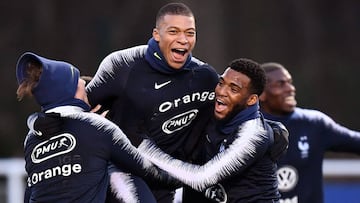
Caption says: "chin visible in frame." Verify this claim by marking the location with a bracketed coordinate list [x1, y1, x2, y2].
[214, 114, 222, 121]
[215, 111, 228, 120]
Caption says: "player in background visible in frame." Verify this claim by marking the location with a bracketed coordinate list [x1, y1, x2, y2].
[259, 62, 360, 203]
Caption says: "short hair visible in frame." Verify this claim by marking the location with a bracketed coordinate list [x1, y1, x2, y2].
[260, 62, 285, 74]
[156, 3, 194, 27]
[228, 58, 266, 95]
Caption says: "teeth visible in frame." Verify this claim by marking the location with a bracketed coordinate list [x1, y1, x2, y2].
[216, 99, 225, 105]
[174, 48, 186, 52]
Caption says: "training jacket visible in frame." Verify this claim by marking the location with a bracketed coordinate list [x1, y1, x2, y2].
[262, 107, 360, 203]
[139, 116, 281, 203]
[86, 45, 219, 162]
[24, 106, 160, 203]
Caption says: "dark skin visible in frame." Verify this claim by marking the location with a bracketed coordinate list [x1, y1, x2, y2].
[214, 67, 258, 122]
[260, 67, 297, 116]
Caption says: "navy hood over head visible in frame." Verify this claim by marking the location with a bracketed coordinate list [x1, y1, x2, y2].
[16, 52, 89, 111]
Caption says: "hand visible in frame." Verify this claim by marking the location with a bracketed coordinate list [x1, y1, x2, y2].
[265, 119, 289, 161]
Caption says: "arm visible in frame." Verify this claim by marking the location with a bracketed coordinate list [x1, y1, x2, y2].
[88, 113, 178, 186]
[85, 51, 127, 109]
[31, 111, 177, 185]
[318, 111, 360, 153]
[24, 179, 31, 203]
[138, 119, 270, 191]
[86, 46, 147, 109]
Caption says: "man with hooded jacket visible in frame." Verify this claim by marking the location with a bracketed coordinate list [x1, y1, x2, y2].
[16, 52, 169, 203]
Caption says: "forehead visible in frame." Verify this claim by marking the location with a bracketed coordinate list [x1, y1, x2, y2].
[221, 68, 250, 85]
[267, 68, 291, 82]
[158, 14, 195, 29]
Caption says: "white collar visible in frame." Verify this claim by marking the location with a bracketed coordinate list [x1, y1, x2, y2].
[45, 106, 85, 116]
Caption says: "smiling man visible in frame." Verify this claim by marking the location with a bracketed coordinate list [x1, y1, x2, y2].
[139, 58, 283, 202]
[188, 58, 281, 202]
[85, 3, 219, 203]
[260, 62, 360, 203]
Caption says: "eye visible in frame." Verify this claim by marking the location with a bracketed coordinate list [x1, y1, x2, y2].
[168, 30, 178, 35]
[273, 79, 293, 88]
[186, 31, 196, 37]
[231, 87, 240, 93]
[217, 80, 224, 87]
[279, 81, 286, 87]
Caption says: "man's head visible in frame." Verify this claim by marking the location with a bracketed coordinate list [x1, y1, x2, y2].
[153, 3, 196, 69]
[16, 52, 89, 110]
[259, 62, 297, 116]
[214, 58, 266, 121]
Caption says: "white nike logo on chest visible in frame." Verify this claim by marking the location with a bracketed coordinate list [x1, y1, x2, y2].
[155, 80, 171, 89]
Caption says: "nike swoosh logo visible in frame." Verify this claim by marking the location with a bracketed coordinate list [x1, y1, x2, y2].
[34, 130, 43, 136]
[155, 80, 171, 89]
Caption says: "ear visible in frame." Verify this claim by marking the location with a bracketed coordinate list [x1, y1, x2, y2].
[247, 94, 258, 106]
[153, 28, 160, 42]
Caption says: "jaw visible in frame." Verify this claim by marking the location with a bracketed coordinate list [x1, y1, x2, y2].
[283, 95, 297, 109]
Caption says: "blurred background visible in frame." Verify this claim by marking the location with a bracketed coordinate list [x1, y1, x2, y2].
[1, 0, 359, 202]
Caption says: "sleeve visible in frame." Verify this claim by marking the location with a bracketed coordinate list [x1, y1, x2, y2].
[109, 131, 157, 177]
[95, 115, 175, 185]
[24, 183, 31, 203]
[137, 119, 270, 191]
[107, 170, 158, 203]
[86, 45, 147, 109]
[318, 111, 360, 153]
[111, 137, 180, 183]
[85, 51, 127, 109]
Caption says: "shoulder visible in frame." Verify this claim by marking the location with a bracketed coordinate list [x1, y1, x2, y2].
[294, 107, 332, 122]
[190, 56, 219, 79]
[101, 45, 148, 67]
[65, 112, 128, 142]
[190, 56, 216, 71]
[236, 118, 269, 143]
[93, 45, 148, 82]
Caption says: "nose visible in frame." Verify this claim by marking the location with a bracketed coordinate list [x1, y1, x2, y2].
[215, 84, 227, 97]
[285, 82, 296, 92]
[178, 32, 188, 44]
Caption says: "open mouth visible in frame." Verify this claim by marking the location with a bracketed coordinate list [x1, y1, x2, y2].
[215, 98, 227, 113]
[172, 48, 187, 55]
[284, 95, 297, 106]
[171, 48, 188, 63]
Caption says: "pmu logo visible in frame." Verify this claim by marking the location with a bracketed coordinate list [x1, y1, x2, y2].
[31, 133, 76, 163]
[162, 109, 198, 134]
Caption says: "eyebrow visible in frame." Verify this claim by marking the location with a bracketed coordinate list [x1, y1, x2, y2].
[166, 26, 196, 31]
[219, 77, 243, 89]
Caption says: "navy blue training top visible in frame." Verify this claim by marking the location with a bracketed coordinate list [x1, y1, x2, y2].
[86, 45, 219, 162]
[263, 107, 360, 203]
[24, 106, 159, 203]
[138, 117, 281, 202]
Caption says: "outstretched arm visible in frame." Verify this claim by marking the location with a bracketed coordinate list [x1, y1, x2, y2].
[138, 119, 269, 191]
